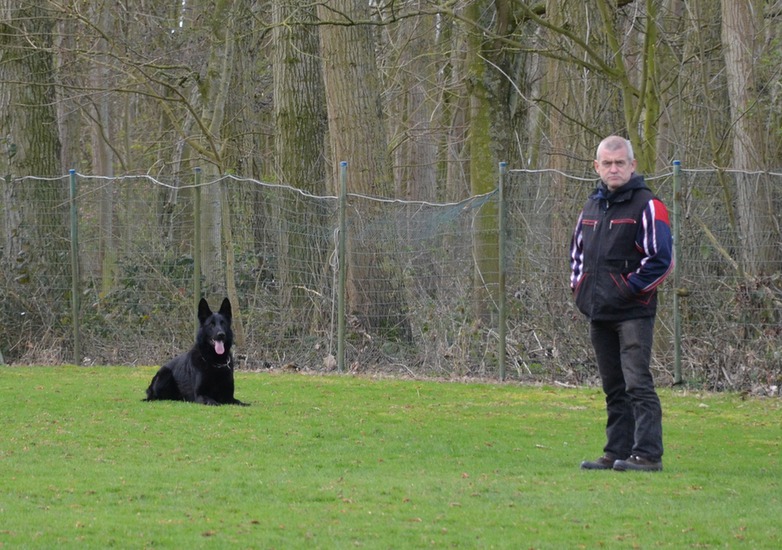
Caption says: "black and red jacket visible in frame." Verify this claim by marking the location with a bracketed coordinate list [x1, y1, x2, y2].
[570, 174, 674, 321]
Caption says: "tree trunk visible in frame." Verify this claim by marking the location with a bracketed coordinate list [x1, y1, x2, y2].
[0, 0, 67, 347]
[721, 0, 780, 276]
[383, 5, 441, 297]
[90, 0, 116, 297]
[319, 0, 410, 338]
[464, 1, 514, 322]
[272, 0, 329, 332]
[443, 18, 469, 203]
[385, 6, 439, 203]
[53, 14, 82, 172]
[192, 0, 236, 295]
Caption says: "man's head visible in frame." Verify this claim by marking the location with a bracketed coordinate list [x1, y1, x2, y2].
[594, 136, 637, 191]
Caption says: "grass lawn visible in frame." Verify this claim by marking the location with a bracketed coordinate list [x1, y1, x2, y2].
[0, 366, 779, 549]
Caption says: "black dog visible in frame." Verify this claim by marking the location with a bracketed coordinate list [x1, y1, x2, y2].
[145, 297, 248, 406]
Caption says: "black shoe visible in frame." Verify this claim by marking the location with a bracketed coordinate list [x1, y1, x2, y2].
[613, 455, 663, 472]
[580, 455, 617, 470]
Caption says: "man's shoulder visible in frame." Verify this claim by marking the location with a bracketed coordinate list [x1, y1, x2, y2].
[625, 174, 650, 191]
[624, 179, 656, 202]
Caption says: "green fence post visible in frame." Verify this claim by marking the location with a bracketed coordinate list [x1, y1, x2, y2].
[672, 160, 683, 385]
[193, 167, 202, 339]
[337, 161, 347, 373]
[69, 169, 81, 364]
[498, 162, 507, 381]
[1, 173, 7, 364]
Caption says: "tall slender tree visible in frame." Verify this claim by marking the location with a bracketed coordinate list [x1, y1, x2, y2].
[0, 0, 68, 336]
[318, 0, 410, 337]
[89, 0, 117, 296]
[463, 0, 515, 322]
[272, 0, 329, 331]
[721, 0, 781, 276]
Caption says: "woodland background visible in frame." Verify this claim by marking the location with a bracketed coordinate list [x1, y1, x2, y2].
[1, 0, 781, 392]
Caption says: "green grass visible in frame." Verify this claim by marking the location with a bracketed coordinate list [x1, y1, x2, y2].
[0, 366, 779, 549]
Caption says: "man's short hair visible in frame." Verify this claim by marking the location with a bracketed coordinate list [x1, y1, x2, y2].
[596, 136, 634, 161]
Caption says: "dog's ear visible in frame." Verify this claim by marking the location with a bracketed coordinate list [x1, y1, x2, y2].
[219, 297, 232, 320]
[198, 298, 212, 324]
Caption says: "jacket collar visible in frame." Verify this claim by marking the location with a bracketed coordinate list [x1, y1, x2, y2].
[592, 173, 648, 203]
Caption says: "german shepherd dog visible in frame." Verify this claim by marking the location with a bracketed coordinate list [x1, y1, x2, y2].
[145, 298, 248, 406]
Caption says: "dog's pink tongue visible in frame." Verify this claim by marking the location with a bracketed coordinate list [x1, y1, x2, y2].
[214, 341, 225, 355]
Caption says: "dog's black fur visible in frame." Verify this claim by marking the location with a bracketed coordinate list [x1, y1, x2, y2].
[144, 297, 248, 406]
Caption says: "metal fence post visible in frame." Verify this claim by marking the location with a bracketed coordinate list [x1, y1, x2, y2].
[337, 161, 347, 373]
[498, 162, 507, 381]
[193, 167, 202, 339]
[672, 160, 683, 385]
[69, 169, 81, 364]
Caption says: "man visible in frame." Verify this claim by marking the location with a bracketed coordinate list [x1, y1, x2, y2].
[570, 136, 674, 472]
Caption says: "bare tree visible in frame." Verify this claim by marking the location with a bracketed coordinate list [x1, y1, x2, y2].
[463, 1, 516, 321]
[382, 3, 439, 202]
[0, 0, 68, 354]
[318, 0, 410, 338]
[721, 0, 781, 276]
[272, 0, 329, 331]
[89, 0, 117, 295]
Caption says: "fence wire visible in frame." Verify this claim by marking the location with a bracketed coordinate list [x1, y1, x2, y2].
[1, 169, 780, 393]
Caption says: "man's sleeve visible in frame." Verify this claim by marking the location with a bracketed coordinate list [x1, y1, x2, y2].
[569, 213, 584, 291]
[628, 198, 674, 293]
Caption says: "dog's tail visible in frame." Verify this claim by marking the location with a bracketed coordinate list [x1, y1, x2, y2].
[143, 371, 162, 401]
[142, 384, 156, 401]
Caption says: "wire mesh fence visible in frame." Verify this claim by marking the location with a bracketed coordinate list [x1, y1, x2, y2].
[1, 168, 780, 393]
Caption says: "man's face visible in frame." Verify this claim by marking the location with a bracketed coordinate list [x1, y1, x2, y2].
[594, 148, 637, 191]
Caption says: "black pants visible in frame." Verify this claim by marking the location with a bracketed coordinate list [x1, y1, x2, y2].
[590, 316, 663, 461]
